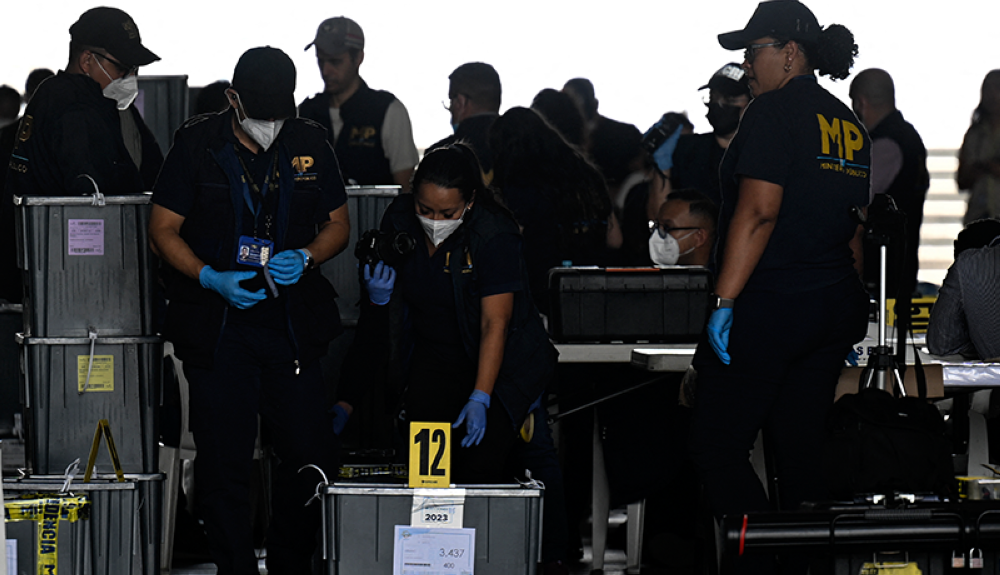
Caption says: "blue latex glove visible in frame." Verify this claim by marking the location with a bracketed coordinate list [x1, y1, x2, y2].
[651, 123, 683, 172]
[453, 390, 490, 448]
[846, 348, 860, 367]
[364, 261, 396, 305]
[706, 308, 733, 365]
[267, 249, 307, 286]
[331, 403, 350, 436]
[199, 267, 266, 309]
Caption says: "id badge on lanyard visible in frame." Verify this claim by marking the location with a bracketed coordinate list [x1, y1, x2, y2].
[236, 235, 274, 268]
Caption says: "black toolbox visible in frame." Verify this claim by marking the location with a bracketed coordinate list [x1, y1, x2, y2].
[547, 266, 713, 343]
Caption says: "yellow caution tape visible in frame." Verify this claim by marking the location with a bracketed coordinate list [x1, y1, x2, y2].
[4, 495, 89, 522]
[4, 495, 91, 575]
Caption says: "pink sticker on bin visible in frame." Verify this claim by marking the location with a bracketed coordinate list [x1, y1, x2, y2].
[68, 219, 105, 256]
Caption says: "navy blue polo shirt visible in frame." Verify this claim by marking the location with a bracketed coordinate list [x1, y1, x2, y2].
[398, 225, 522, 364]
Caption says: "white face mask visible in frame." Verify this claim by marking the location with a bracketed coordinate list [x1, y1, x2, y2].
[235, 93, 284, 151]
[94, 58, 138, 110]
[419, 205, 468, 247]
[649, 229, 696, 267]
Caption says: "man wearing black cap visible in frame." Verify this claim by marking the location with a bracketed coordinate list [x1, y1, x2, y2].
[670, 64, 752, 207]
[299, 16, 418, 188]
[149, 46, 349, 575]
[5, 6, 162, 198]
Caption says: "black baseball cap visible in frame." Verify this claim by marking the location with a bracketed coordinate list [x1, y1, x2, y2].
[718, 0, 820, 50]
[231, 47, 297, 120]
[70, 7, 159, 68]
[699, 64, 751, 97]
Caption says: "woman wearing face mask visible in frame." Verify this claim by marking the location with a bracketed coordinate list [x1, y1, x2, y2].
[347, 143, 557, 483]
[688, 2, 870, 573]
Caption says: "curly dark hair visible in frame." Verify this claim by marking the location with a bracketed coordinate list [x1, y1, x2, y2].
[786, 24, 857, 81]
[531, 88, 586, 149]
[489, 107, 611, 254]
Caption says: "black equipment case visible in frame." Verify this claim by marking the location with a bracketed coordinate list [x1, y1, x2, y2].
[547, 266, 713, 343]
[721, 501, 1000, 574]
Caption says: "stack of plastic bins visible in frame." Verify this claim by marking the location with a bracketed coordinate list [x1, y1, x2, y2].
[3, 473, 163, 575]
[321, 483, 543, 575]
[12, 193, 161, 476]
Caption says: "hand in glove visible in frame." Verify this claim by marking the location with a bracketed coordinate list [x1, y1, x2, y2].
[706, 307, 733, 365]
[199, 267, 266, 309]
[452, 390, 490, 448]
[267, 249, 308, 286]
[364, 261, 396, 305]
[331, 402, 351, 436]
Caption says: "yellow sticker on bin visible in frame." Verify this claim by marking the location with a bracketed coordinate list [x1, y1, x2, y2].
[860, 562, 922, 575]
[77, 355, 114, 392]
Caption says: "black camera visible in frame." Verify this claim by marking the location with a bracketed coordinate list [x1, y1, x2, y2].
[641, 112, 687, 156]
[354, 229, 415, 270]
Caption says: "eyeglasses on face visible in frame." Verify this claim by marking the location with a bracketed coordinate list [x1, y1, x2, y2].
[92, 51, 138, 77]
[743, 41, 786, 64]
[648, 221, 700, 239]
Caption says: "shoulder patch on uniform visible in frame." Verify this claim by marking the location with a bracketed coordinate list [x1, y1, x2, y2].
[180, 113, 218, 129]
[297, 117, 326, 131]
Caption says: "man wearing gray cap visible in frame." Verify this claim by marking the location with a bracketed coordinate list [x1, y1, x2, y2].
[5, 6, 162, 198]
[299, 16, 418, 188]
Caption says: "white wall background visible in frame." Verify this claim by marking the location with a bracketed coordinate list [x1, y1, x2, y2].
[4, 0, 997, 151]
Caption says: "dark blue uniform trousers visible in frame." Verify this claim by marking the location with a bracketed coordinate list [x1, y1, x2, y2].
[689, 276, 868, 575]
[185, 322, 337, 575]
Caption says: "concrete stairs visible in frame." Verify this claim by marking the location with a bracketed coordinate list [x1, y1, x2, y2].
[918, 149, 965, 288]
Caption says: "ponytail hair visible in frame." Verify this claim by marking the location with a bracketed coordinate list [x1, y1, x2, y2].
[806, 24, 858, 81]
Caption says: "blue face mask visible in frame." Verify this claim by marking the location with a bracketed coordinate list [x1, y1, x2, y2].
[451, 122, 460, 133]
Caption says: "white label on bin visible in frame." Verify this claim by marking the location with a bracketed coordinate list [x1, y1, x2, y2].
[393, 526, 475, 575]
[77, 355, 114, 392]
[411, 489, 465, 528]
[6, 539, 16, 575]
[67, 219, 105, 256]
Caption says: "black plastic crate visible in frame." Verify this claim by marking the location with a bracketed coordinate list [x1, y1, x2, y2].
[547, 266, 713, 343]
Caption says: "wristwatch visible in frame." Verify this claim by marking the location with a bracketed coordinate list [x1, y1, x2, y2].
[300, 248, 316, 270]
[710, 293, 735, 310]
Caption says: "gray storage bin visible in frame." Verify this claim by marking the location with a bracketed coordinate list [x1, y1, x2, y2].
[321, 186, 400, 325]
[322, 483, 543, 575]
[14, 194, 155, 338]
[3, 473, 162, 575]
[136, 75, 189, 153]
[18, 334, 162, 475]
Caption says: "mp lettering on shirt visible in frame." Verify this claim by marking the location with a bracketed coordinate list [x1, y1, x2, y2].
[816, 114, 869, 179]
[292, 155, 317, 182]
[348, 125, 378, 148]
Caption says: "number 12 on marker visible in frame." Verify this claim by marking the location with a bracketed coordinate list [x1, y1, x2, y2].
[409, 422, 451, 488]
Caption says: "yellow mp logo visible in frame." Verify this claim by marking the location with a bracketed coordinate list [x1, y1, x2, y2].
[350, 126, 377, 140]
[18, 115, 32, 142]
[817, 114, 863, 161]
[291, 156, 314, 172]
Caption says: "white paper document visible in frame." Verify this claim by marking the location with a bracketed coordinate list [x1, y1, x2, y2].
[393, 526, 475, 575]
